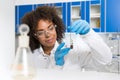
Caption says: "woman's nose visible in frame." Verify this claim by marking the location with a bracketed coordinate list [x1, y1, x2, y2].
[44, 31, 50, 38]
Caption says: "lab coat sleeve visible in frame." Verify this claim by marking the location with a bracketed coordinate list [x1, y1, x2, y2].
[80, 29, 112, 66]
[48, 52, 64, 70]
[48, 57, 64, 70]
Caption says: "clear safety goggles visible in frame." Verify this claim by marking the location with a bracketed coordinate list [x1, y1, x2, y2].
[34, 25, 57, 38]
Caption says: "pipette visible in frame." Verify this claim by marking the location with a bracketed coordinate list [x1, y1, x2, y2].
[70, 32, 73, 49]
[69, 23, 73, 49]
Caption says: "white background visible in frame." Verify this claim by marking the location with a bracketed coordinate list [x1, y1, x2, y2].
[15, 0, 89, 5]
[0, 0, 15, 71]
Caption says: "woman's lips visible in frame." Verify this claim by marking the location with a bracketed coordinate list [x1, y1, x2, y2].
[46, 38, 54, 43]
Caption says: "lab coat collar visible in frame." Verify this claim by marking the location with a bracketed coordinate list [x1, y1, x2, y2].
[38, 41, 59, 57]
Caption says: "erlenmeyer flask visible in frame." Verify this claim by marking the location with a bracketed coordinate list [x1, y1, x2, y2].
[11, 24, 36, 80]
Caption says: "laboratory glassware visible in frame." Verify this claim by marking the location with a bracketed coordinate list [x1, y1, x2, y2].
[106, 33, 120, 74]
[11, 24, 36, 80]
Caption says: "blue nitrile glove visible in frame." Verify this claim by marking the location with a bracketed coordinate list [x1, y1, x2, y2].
[54, 42, 70, 66]
[69, 20, 90, 35]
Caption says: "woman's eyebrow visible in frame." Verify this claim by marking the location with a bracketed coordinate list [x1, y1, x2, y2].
[48, 23, 53, 28]
[36, 23, 53, 31]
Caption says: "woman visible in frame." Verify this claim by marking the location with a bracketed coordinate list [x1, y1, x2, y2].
[21, 6, 112, 70]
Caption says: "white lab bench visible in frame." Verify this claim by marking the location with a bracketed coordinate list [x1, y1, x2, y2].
[34, 69, 120, 80]
[1, 69, 119, 80]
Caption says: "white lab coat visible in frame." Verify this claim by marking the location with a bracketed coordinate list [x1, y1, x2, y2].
[32, 29, 112, 70]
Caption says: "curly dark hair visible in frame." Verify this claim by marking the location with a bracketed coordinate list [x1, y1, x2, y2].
[21, 6, 66, 52]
